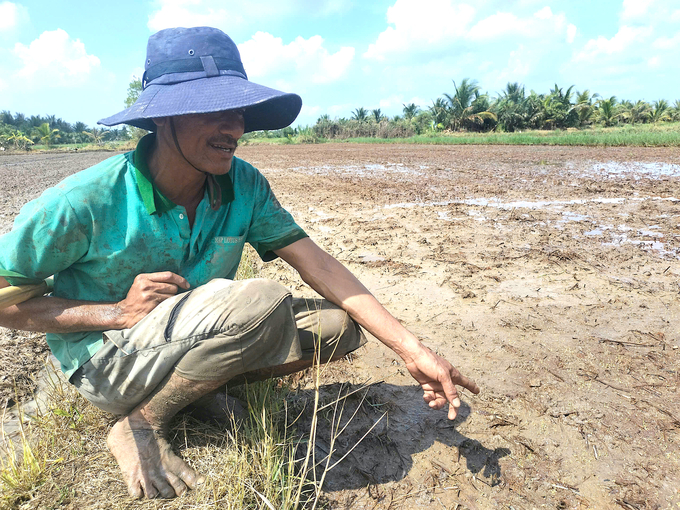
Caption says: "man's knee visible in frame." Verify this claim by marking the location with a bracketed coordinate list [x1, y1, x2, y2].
[175, 280, 300, 380]
[166, 278, 291, 341]
[299, 303, 366, 361]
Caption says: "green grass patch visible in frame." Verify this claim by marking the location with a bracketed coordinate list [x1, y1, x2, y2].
[244, 122, 680, 147]
[241, 136, 293, 146]
[343, 122, 680, 147]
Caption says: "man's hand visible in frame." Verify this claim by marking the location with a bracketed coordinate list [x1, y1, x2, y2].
[402, 345, 480, 420]
[116, 272, 190, 329]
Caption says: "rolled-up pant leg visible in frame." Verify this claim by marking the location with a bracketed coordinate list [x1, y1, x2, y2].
[70, 279, 366, 415]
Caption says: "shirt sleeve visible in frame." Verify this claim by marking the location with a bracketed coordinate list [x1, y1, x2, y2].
[0, 188, 90, 285]
[246, 173, 308, 262]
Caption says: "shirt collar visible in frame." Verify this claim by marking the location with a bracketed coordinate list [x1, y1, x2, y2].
[132, 133, 235, 216]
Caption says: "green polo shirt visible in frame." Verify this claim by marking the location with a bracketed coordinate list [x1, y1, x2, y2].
[0, 134, 307, 378]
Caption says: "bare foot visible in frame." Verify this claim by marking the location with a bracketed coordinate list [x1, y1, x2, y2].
[107, 412, 204, 499]
[185, 391, 247, 425]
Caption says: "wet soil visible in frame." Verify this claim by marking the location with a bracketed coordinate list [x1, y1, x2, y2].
[1, 144, 679, 508]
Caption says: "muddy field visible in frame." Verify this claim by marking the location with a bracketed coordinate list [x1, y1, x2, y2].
[1, 144, 679, 509]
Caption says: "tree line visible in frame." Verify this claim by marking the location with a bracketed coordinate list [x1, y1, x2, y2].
[0, 111, 130, 150]
[308, 79, 680, 140]
[4, 78, 679, 150]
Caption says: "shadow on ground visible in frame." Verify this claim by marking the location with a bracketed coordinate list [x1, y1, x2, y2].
[288, 381, 510, 492]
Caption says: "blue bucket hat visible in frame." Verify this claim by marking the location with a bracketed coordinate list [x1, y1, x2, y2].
[98, 27, 302, 133]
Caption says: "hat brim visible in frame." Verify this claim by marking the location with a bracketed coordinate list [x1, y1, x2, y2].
[98, 75, 302, 133]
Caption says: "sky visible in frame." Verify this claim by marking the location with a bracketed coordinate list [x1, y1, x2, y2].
[1, 0, 679, 128]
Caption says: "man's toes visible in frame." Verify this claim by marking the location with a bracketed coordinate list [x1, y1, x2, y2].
[141, 480, 159, 499]
[171, 459, 202, 489]
[166, 471, 188, 496]
[154, 479, 177, 499]
[127, 481, 144, 499]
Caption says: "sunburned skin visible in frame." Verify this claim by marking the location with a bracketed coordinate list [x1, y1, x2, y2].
[108, 417, 202, 498]
[107, 373, 220, 498]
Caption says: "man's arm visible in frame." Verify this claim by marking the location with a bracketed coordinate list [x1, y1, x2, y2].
[0, 273, 190, 333]
[274, 237, 479, 420]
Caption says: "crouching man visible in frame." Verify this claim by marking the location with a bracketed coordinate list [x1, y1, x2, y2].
[0, 27, 479, 499]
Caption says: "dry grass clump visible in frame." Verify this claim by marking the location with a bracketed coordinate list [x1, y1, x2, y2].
[0, 365, 323, 509]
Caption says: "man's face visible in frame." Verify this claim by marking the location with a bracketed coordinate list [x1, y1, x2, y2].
[158, 109, 245, 175]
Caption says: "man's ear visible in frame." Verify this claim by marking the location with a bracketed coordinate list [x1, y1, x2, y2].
[152, 117, 168, 128]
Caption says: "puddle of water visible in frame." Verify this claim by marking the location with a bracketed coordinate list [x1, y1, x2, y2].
[590, 161, 680, 179]
[381, 196, 680, 260]
[293, 163, 425, 177]
[604, 234, 678, 258]
[638, 229, 664, 238]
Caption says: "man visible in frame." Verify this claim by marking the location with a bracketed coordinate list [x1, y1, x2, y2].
[0, 27, 479, 499]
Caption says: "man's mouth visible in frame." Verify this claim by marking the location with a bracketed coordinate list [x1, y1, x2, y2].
[210, 142, 237, 154]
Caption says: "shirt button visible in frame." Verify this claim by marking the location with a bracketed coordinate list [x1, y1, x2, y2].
[179, 213, 185, 220]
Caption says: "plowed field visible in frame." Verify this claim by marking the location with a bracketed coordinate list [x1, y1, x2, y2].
[2, 144, 679, 509]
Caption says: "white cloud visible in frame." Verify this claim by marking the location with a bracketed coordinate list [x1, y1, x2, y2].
[621, 0, 679, 25]
[534, 6, 553, 19]
[238, 32, 354, 86]
[147, 1, 241, 32]
[573, 25, 653, 62]
[364, 0, 476, 60]
[365, 1, 575, 62]
[148, 0, 353, 32]
[467, 12, 522, 40]
[491, 44, 534, 87]
[566, 24, 577, 44]
[468, 6, 570, 42]
[298, 104, 321, 124]
[0, 2, 28, 32]
[378, 95, 403, 109]
[652, 33, 680, 50]
[620, 0, 654, 21]
[406, 96, 429, 108]
[327, 103, 352, 116]
[12, 29, 101, 85]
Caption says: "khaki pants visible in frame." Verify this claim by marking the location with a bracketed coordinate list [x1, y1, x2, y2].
[71, 279, 366, 415]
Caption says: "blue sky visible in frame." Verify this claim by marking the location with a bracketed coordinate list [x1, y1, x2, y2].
[1, 0, 678, 128]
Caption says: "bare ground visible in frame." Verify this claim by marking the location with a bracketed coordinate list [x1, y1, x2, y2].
[1, 144, 679, 509]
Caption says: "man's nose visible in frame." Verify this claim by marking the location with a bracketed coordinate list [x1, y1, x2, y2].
[219, 112, 245, 139]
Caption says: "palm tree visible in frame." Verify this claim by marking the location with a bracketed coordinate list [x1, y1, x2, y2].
[502, 82, 525, 103]
[596, 96, 620, 127]
[537, 84, 577, 129]
[84, 127, 105, 145]
[0, 110, 14, 126]
[494, 83, 528, 132]
[572, 90, 598, 127]
[371, 109, 384, 123]
[351, 107, 368, 122]
[621, 100, 650, 125]
[402, 103, 420, 121]
[32, 123, 60, 146]
[429, 98, 448, 130]
[13, 113, 27, 132]
[671, 100, 680, 121]
[443, 78, 481, 130]
[443, 79, 497, 131]
[649, 100, 671, 123]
